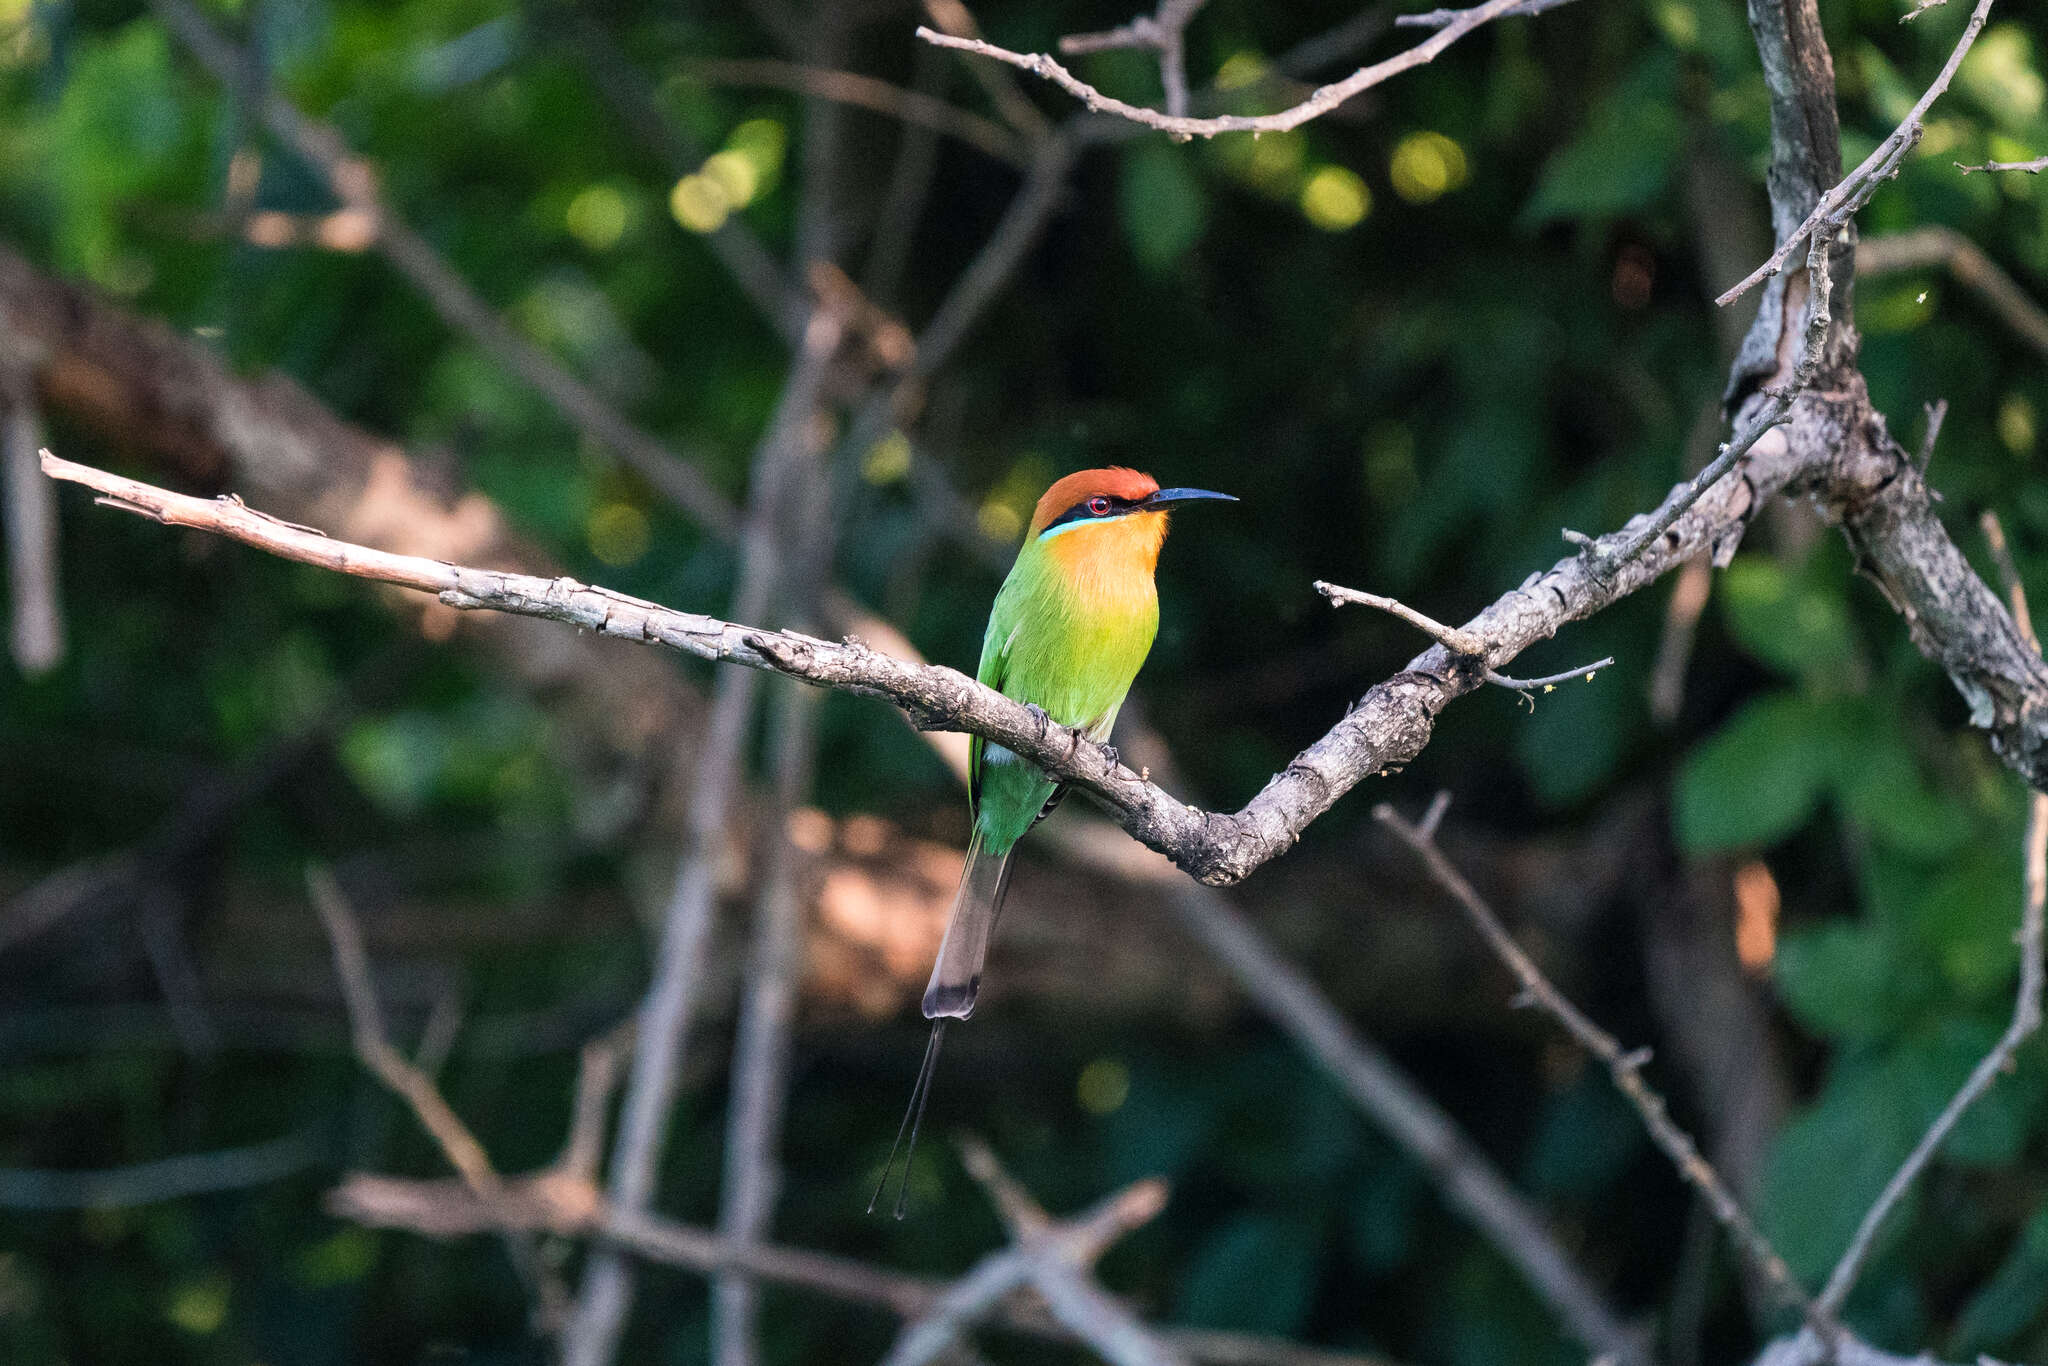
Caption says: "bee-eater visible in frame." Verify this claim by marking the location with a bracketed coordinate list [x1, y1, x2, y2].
[872, 467, 1235, 1215]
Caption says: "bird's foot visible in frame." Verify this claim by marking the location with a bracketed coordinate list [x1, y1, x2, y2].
[1095, 740, 1121, 769]
[1022, 702, 1052, 737]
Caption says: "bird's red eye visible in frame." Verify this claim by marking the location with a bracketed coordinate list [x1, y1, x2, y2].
[1087, 496, 1111, 516]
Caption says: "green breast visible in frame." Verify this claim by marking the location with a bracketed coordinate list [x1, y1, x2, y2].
[969, 542, 1160, 851]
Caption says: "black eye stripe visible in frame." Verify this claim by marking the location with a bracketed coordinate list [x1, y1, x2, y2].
[1044, 495, 1141, 532]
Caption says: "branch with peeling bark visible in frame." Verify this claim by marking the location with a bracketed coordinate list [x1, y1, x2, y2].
[40, 393, 2048, 888]
[1715, 0, 1996, 307]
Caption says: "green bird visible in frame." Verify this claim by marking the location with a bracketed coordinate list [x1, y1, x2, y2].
[873, 466, 1235, 1215]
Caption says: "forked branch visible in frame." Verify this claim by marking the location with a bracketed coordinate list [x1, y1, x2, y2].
[918, 0, 1541, 138]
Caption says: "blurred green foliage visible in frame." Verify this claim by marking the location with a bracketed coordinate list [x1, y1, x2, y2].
[2, 0, 2048, 1363]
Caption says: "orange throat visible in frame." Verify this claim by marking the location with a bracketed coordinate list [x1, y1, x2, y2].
[1041, 509, 1169, 602]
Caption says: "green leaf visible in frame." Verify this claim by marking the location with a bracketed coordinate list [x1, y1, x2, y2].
[1835, 720, 1973, 859]
[1119, 141, 1208, 272]
[1520, 52, 1682, 225]
[1774, 922, 1906, 1042]
[1675, 693, 1839, 850]
[1908, 844, 2032, 1003]
[1719, 555, 1861, 687]
[1762, 1054, 1921, 1280]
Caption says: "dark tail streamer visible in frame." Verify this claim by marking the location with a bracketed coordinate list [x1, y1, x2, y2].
[868, 1018, 947, 1219]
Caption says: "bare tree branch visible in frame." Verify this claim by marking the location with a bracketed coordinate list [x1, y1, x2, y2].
[1858, 227, 2048, 359]
[1060, 0, 1211, 121]
[917, 0, 1542, 138]
[559, 302, 846, 1366]
[1315, 580, 1613, 691]
[1955, 153, 2048, 174]
[1374, 801, 1829, 1337]
[686, 58, 1028, 166]
[0, 1132, 317, 1209]
[49, 360, 2048, 900]
[306, 866, 570, 1331]
[333, 1167, 1385, 1366]
[1395, 0, 1583, 29]
[1715, 0, 1996, 307]
[146, 0, 744, 535]
[1048, 819, 1653, 1366]
[1810, 515, 2047, 1319]
[882, 1141, 1179, 1366]
[714, 376, 839, 1365]
[1, 377, 60, 674]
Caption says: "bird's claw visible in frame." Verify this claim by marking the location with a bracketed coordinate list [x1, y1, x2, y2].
[1023, 702, 1052, 736]
[1096, 741, 1120, 769]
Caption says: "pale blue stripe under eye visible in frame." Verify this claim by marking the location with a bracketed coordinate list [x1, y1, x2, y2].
[1038, 515, 1124, 540]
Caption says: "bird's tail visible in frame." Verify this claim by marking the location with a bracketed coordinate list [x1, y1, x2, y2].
[868, 829, 1013, 1218]
[922, 825, 1015, 1020]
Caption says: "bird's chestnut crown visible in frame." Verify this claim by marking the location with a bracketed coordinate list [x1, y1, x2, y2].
[1027, 467, 1236, 540]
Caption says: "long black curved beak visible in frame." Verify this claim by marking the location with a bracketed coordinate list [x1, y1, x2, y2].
[1144, 487, 1237, 509]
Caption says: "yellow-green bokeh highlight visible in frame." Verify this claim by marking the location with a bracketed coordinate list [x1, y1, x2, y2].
[565, 184, 631, 250]
[1078, 1057, 1131, 1114]
[1389, 131, 1470, 204]
[669, 118, 788, 235]
[1300, 165, 1371, 230]
[588, 502, 652, 567]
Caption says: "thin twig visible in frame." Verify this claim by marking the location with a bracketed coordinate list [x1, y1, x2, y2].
[148, 0, 743, 535]
[0, 1133, 317, 1209]
[882, 1143, 1178, 1366]
[1374, 800, 1833, 1339]
[1316, 580, 1489, 655]
[686, 57, 1028, 166]
[1813, 519, 2048, 1318]
[1486, 657, 1615, 691]
[1605, 229, 1834, 574]
[1858, 228, 2048, 360]
[1395, 0, 1583, 28]
[305, 867, 570, 1330]
[918, 0, 1541, 138]
[1716, 0, 1996, 307]
[560, 1020, 635, 1186]
[1060, 0, 1211, 120]
[330, 1171, 1390, 1366]
[1046, 819, 1652, 1366]
[1955, 154, 2048, 174]
[1315, 580, 1612, 691]
[1916, 398, 1950, 472]
[920, 0, 1055, 141]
